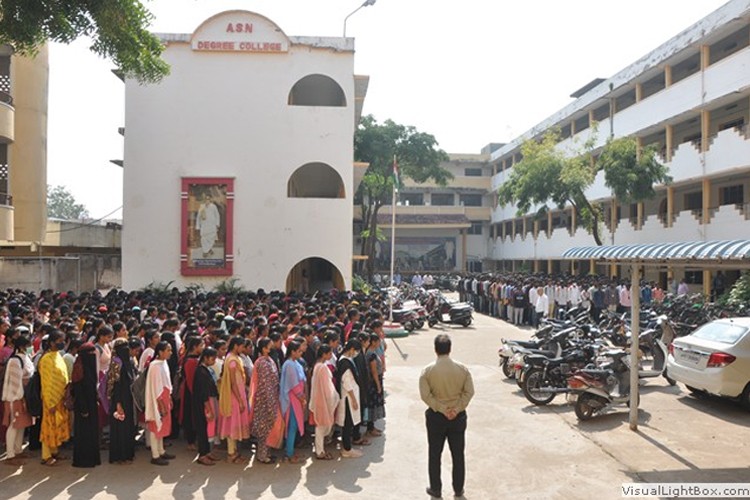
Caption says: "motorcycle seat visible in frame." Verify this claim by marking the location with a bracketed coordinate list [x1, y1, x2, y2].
[523, 351, 557, 360]
[508, 339, 541, 349]
[580, 368, 610, 377]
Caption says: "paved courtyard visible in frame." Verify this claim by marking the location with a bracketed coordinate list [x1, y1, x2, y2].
[1, 312, 749, 499]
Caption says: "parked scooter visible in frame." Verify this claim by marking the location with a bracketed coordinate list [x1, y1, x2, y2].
[426, 292, 473, 327]
[567, 349, 637, 420]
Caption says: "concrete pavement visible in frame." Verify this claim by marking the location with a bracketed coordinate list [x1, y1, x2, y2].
[1, 311, 749, 499]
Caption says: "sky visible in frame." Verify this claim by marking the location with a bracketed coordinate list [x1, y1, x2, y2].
[46, 0, 730, 219]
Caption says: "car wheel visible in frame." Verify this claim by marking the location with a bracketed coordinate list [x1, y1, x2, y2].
[741, 383, 750, 411]
[686, 385, 707, 398]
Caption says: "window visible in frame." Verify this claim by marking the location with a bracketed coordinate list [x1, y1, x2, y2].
[684, 270, 703, 285]
[719, 185, 743, 206]
[467, 261, 482, 273]
[288, 74, 346, 107]
[719, 118, 745, 132]
[400, 193, 423, 206]
[431, 193, 454, 206]
[684, 192, 702, 211]
[287, 163, 345, 198]
[464, 168, 483, 177]
[467, 222, 483, 235]
[459, 194, 482, 207]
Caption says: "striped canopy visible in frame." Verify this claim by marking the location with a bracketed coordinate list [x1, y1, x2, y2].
[562, 239, 750, 262]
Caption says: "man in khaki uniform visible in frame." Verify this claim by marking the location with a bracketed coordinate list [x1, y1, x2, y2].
[419, 334, 474, 499]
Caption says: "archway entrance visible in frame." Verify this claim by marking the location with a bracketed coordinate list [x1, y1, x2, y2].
[286, 257, 345, 293]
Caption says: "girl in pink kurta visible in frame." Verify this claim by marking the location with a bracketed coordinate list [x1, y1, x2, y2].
[218, 337, 251, 464]
[145, 342, 174, 466]
[309, 345, 339, 460]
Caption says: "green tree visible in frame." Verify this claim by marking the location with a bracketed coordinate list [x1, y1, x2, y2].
[0, 0, 168, 82]
[354, 115, 451, 278]
[497, 130, 670, 246]
[47, 185, 89, 220]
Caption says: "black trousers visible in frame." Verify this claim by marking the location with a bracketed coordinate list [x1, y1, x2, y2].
[426, 409, 466, 495]
[342, 400, 355, 451]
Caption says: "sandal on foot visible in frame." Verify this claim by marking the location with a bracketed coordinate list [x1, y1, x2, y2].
[282, 455, 300, 464]
[257, 457, 275, 464]
[352, 438, 371, 446]
[41, 458, 59, 467]
[197, 456, 215, 466]
[226, 453, 245, 464]
[315, 452, 334, 460]
[367, 429, 383, 437]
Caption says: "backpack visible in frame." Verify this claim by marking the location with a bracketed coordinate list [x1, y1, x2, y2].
[25, 368, 43, 418]
[131, 369, 148, 413]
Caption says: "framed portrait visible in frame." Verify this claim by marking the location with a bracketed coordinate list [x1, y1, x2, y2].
[181, 177, 234, 276]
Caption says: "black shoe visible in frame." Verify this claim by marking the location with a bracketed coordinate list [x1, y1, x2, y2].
[160, 453, 176, 460]
[426, 487, 442, 498]
[454, 490, 465, 498]
[151, 458, 169, 466]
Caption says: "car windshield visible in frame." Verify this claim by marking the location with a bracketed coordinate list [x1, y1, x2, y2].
[691, 322, 748, 344]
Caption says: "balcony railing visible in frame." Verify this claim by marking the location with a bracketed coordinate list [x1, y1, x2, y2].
[0, 192, 12, 206]
[0, 91, 12, 106]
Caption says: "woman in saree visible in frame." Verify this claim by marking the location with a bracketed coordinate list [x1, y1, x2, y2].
[2, 335, 34, 466]
[248, 338, 281, 464]
[192, 347, 219, 466]
[178, 337, 203, 451]
[39, 329, 71, 466]
[279, 340, 306, 463]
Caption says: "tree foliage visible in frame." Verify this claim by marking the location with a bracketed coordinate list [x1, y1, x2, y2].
[497, 130, 671, 246]
[47, 185, 89, 220]
[0, 0, 169, 82]
[354, 115, 451, 277]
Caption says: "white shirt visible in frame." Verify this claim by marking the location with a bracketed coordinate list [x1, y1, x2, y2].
[535, 294, 549, 314]
[139, 347, 154, 372]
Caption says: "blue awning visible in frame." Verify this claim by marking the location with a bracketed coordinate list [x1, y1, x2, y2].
[562, 239, 750, 262]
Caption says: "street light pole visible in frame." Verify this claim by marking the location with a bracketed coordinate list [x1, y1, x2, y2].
[343, 0, 376, 37]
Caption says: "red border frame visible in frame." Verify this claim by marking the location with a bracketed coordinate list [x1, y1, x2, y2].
[181, 177, 235, 276]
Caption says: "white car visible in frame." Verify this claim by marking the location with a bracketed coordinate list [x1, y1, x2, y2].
[667, 317, 750, 409]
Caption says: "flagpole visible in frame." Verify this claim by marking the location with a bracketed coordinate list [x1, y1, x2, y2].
[389, 155, 397, 323]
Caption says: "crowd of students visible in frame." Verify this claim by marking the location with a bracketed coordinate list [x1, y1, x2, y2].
[456, 272, 678, 328]
[0, 287, 388, 468]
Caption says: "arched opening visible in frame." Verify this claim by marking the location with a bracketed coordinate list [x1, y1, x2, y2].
[288, 74, 346, 107]
[286, 257, 345, 293]
[287, 163, 345, 198]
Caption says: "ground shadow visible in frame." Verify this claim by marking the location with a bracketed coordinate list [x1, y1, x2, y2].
[674, 392, 750, 427]
[574, 408, 653, 433]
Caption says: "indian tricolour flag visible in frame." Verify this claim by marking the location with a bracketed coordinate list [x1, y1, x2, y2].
[392, 156, 399, 192]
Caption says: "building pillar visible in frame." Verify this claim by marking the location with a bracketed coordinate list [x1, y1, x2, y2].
[636, 136, 643, 161]
[610, 198, 618, 235]
[533, 219, 539, 240]
[511, 259, 517, 272]
[501, 220, 506, 241]
[547, 210, 553, 238]
[570, 119, 576, 136]
[547, 259, 552, 274]
[703, 270, 711, 298]
[667, 186, 675, 228]
[700, 44, 710, 71]
[534, 260, 540, 273]
[522, 217, 527, 240]
[637, 202, 644, 230]
[589, 259, 596, 275]
[589, 109, 595, 126]
[610, 264, 617, 278]
[664, 65, 672, 87]
[702, 178, 711, 226]
[571, 260, 577, 276]
[635, 82, 643, 102]
[461, 229, 467, 273]
[570, 207, 576, 235]
[701, 109, 710, 153]
[665, 124, 674, 162]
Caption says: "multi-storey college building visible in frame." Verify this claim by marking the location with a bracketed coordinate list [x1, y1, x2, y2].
[0, 45, 48, 245]
[389, 0, 750, 295]
[121, 10, 368, 292]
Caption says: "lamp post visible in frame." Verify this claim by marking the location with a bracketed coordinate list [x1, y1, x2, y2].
[343, 0, 376, 37]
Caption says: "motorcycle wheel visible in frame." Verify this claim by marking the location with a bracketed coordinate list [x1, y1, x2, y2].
[404, 322, 415, 332]
[574, 393, 601, 421]
[522, 369, 556, 406]
[416, 319, 425, 329]
[428, 318, 437, 328]
[501, 358, 513, 378]
[460, 317, 472, 327]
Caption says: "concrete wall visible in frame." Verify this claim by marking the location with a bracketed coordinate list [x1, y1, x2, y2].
[0, 255, 121, 292]
[123, 11, 356, 291]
